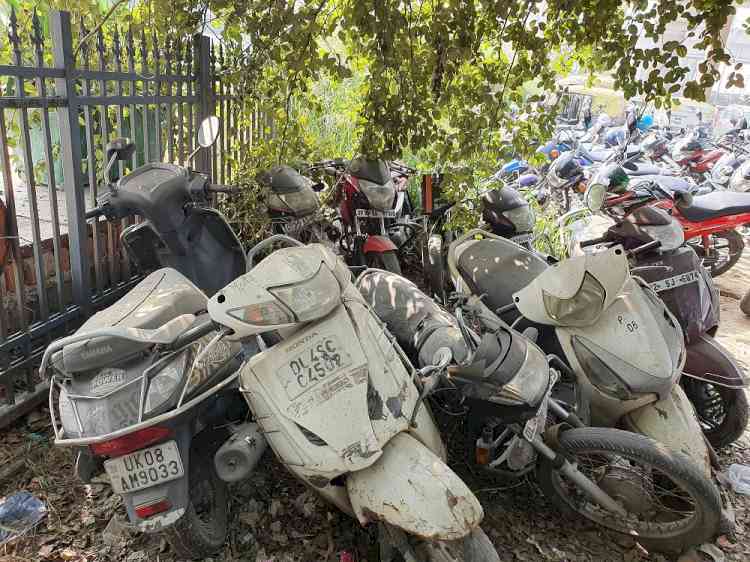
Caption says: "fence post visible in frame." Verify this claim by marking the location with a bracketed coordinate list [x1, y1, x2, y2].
[194, 33, 213, 177]
[50, 11, 91, 313]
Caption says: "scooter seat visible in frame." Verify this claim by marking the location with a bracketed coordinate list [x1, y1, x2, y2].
[680, 191, 750, 222]
[455, 239, 548, 311]
[586, 149, 611, 162]
[59, 268, 207, 372]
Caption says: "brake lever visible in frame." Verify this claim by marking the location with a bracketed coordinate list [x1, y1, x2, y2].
[409, 347, 453, 427]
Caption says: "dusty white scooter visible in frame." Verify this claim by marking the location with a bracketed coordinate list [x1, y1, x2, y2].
[448, 231, 714, 476]
[207, 235, 499, 561]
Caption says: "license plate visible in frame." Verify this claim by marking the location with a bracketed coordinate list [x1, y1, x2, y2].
[356, 209, 396, 219]
[105, 440, 183, 494]
[279, 335, 352, 400]
[649, 270, 701, 293]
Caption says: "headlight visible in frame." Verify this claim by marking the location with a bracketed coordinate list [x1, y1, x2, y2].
[502, 205, 535, 234]
[358, 178, 395, 210]
[227, 300, 294, 326]
[269, 264, 340, 322]
[542, 272, 605, 327]
[144, 351, 190, 414]
[571, 336, 633, 400]
[493, 343, 549, 407]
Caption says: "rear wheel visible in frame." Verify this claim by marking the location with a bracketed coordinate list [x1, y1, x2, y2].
[537, 427, 721, 553]
[681, 378, 749, 449]
[366, 250, 402, 275]
[163, 452, 228, 559]
[690, 229, 744, 277]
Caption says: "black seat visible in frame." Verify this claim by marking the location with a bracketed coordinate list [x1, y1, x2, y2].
[455, 239, 548, 311]
[679, 191, 750, 222]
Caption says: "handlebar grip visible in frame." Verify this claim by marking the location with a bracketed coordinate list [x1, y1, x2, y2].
[579, 235, 608, 248]
[85, 207, 103, 220]
[208, 184, 241, 195]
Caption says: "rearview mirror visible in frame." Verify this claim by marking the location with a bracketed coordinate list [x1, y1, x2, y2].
[106, 138, 136, 163]
[585, 183, 607, 212]
[197, 116, 220, 148]
[626, 112, 637, 133]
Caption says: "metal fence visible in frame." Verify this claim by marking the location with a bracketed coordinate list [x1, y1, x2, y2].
[0, 9, 260, 427]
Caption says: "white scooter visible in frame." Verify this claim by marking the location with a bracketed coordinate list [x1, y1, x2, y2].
[206, 235, 500, 561]
[447, 230, 715, 478]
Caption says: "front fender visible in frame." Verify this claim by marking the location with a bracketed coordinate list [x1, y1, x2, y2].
[363, 235, 397, 254]
[683, 334, 749, 389]
[624, 385, 711, 477]
[346, 432, 482, 541]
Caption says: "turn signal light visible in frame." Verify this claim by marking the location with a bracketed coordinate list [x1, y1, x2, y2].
[90, 426, 173, 458]
[135, 499, 171, 519]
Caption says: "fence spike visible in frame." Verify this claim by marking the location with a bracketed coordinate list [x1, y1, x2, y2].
[78, 16, 90, 66]
[31, 8, 44, 51]
[96, 27, 105, 61]
[164, 36, 172, 71]
[152, 32, 160, 65]
[126, 26, 135, 60]
[113, 27, 122, 61]
[218, 42, 224, 68]
[139, 28, 147, 63]
[8, 6, 21, 60]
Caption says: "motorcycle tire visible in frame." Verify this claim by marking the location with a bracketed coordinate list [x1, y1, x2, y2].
[366, 250, 402, 275]
[741, 288, 750, 316]
[388, 527, 500, 562]
[163, 456, 228, 559]
[690, 229, 744, 277]
[536, 427, 721, 553]
[681, 378, 749, 449]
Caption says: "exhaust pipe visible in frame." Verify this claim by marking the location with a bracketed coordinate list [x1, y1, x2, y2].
[214, 422, 267, 482]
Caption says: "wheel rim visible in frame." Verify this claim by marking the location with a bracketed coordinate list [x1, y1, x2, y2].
[548, 449, 701, 538]
[690, 234, 738, 273]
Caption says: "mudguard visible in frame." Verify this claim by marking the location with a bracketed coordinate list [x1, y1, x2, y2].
[363, 235, 397, 254]
[347, 432, 482, 541]
[683, 334, 749, 389]
[624, 385, 712, 476]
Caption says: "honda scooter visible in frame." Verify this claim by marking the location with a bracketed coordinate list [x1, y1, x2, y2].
[206, 236, 500, 561]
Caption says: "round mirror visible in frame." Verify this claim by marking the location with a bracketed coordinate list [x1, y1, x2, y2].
[585, 183, 607, 212]
[197, 116, 220, 148]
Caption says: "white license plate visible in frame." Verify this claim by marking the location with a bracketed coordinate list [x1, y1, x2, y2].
[279, 335, 352, 400]
[105, 440, 183, 494]
[356, 209, 396, 219]
[649, 270, 701, 293]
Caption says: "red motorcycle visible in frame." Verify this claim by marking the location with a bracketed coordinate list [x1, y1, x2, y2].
[671, 135, 726, 182]
[309, 157, 412, 274]
[606, 184, 750, 276]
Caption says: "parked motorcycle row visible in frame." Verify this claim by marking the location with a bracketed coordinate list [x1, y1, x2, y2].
[37, 113, 748, 560]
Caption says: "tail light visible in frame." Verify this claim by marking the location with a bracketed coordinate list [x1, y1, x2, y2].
[90, 426, 173, 458]
[135, 499, 171, 519]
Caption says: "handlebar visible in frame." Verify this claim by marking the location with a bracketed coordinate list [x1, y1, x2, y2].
[579, 235, 609, 248]
[628, 240, 661, 257]
[207, 184, 241, 195]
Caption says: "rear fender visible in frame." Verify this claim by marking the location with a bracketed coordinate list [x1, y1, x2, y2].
[346, 432, 481, 541]
[363, 235, 397, 254]
[120, 425, 192, 532]
[624, 385, 711, 477]
[683, 334, 749, 389]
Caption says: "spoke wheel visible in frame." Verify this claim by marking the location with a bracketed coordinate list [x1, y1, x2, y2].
[537, 428, 721, 552]
[689, 230, 744, 277]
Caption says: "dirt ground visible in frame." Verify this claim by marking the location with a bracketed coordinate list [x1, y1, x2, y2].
[0, 266, 747, 562]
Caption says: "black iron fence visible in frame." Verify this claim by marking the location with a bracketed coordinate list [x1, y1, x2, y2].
[0, 9, 261, 427]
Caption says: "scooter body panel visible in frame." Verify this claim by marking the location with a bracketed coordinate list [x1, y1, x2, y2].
[346, 432, 482, 541]
[684, 333, 749, 389]
[624, 385, 712, 476]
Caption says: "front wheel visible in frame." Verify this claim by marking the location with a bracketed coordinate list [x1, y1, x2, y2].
[689, 229, 744, 277]
[385, 525, 500, 562]
[681, 378, 749, 449]
[366, 250, 402, 275]
[162, 456, 228, 559]
[536, 427, 721, 553]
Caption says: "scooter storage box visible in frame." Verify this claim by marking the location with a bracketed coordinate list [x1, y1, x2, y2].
[633, 246, 719, 342]
[263, 165, 320, 217]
